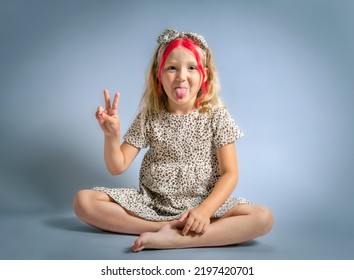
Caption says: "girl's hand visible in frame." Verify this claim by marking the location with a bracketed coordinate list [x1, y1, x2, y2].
[179, 207, 211, 236]
[96, 89, 120, 137]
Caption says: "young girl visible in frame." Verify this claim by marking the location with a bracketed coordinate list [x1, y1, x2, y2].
[73, 28, 273, 252]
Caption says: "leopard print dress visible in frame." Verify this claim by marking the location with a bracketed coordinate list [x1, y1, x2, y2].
[94, 106, 250, 221]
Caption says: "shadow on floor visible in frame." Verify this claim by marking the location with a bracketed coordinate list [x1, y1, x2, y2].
[44, 216, 104, 234]
[43, 215, 137, 238]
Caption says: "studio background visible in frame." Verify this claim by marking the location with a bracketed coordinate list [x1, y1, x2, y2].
[1, 0, 353, 259]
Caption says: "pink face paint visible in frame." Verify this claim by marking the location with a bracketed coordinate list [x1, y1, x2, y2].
[175, 87, 187, 99]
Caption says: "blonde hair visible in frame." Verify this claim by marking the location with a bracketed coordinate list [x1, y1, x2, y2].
[138, 40, 223, 118]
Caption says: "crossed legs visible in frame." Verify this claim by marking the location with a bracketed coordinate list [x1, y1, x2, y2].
[73, 190, 273, 252]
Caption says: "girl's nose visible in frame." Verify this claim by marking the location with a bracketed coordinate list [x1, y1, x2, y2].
[176, 69, 187, 81]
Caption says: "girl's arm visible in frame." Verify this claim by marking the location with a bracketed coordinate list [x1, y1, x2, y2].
[97, 90, 140, 175]
[199, 142, 239, 215]
[104, 138, 140, 175]
[180, 142, 239, 235]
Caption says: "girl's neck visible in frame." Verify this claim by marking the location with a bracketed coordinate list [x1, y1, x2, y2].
[166, 103, 197, 116]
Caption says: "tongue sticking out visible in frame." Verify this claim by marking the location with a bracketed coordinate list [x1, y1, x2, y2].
[175, 87, 187, 99]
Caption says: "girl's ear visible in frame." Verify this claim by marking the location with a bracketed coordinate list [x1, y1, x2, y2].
[203, 67, 208, 83]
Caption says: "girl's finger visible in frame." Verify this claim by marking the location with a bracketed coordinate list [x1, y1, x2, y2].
[96, 106, 104, 119]
[103, 89, 111, 110]
[201, 223, 208, 234]
[182, 216, 194, 235]
[178, 211, 189, 222]
[189, 221, 199, 232]
[112, 92, 120, 112]
[195, 223, 204, 234]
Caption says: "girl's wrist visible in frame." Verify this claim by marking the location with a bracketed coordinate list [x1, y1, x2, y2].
[197, 203, 214, 218]
[104, 133, 120, 142]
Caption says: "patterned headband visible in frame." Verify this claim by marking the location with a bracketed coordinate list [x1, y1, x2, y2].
[156, 28, 208, 50]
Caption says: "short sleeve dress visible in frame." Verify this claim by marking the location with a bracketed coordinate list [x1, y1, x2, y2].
[94, 106, 250, 221]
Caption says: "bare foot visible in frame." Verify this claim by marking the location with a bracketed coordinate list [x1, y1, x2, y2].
[132, 221, 185, 252]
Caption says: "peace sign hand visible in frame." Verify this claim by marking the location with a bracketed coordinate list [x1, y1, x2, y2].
[96, 89, 121, 138]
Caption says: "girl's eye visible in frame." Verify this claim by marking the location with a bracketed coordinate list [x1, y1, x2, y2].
[188, 65, 198, 70]
[166, 66, 176, 71]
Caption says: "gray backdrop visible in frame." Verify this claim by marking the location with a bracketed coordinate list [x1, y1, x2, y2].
[1, 0, 353, 259]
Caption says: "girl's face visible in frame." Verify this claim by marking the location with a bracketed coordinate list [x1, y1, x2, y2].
[160, 46, 205, 115]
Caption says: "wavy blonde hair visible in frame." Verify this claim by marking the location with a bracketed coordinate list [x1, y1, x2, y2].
[138, 39, 223, 118]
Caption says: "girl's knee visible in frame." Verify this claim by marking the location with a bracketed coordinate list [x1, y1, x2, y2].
[73, 190, 94, 220]
[73, 190, 112, 220]
[254, 206, 274, 235]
